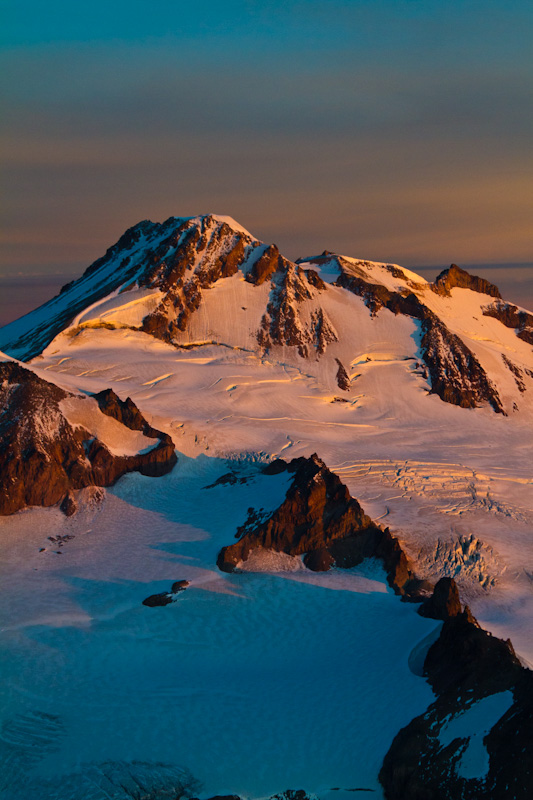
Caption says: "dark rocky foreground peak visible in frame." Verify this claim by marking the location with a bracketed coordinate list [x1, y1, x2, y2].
[217, 453, 371, 566]
[217, 454, 427, 598]
[418, 576, 462, 620]
[0, 361, 176, 515]
[380, 577, 533, 800]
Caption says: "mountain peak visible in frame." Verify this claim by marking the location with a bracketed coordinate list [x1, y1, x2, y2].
[1, 214, 532, 417]
[433, 263, 502, 298]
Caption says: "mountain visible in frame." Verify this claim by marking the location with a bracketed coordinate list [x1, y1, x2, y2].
[1, 214, 532, 416]
[0, 214, 532, 800]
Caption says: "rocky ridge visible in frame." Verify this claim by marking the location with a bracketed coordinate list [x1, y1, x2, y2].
[380, 578, 533, 800]
[433, 264, 502, 298]
[0, 215, 525, 414]
[216, 454, 428, 598]
[0, 360, 176, 515]
[483, 300, 533, 346]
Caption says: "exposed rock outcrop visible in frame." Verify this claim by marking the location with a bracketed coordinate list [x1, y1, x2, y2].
[502, 354, 527, 392]
[418, 577, 462, 620]
[335, 358, 351, 391]
[60, 492, 77, 517]
[217, 453, 372, 564]
[420, 312, 504, 413]
[311, 308, 338, 355]
[0, 361, 177, 516]
[483, 300, 533, 346]
[433, 264, 502, 299]
[336, 267, 395, 316]
[257, 265, 312, 357]
[245, 243, 285, 285]
[379, 584, 533, 800]
[138, 216, 262, 342]
[142, 580, 189, 607]
[217, 454, 426, 598]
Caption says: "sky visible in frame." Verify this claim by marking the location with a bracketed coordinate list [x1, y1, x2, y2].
[1, 0, 532, 296]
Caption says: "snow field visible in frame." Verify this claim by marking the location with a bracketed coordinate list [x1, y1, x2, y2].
[0, 458, 437, 798]
[31, 303, 533, 663]
[437, 691, 514, 781]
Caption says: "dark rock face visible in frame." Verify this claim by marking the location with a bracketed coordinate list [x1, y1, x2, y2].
[142, 592, 175, 607]
[502, 354, 527, 392]
[93, 388, 147, 431]
[420, 313, 504, 413]
[336, 268, 395, 316]
[433, 264, 502, 299]
[324, 526, 426, 598]
[257, 266, 337, 358]
[60, 492, 77, 517]
[304, 269, 326, 291]
[311, 308, 338, 355]
[0, 361, 177, 516]
[418, 577, 462, 620]
[245, 243, 284, 285]
[379, 600, 533, 800]
[483, 300, 533, 346]
[142, 580, 189, 607]
[171, 580, 190, 593]
[335, 358, 351, 391]
[423, 609, 519, 696]
[217, 453, 373, 569]
[217, 454, 424, 597]
[138, 217, 261, 342]
[93, 387, 173, 444]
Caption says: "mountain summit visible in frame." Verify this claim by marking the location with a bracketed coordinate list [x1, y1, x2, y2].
[1, 214, 532, 416]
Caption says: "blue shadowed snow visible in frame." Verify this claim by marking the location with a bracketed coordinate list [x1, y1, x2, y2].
[438, 690, 514, 780]
[0, 456, 437, 798]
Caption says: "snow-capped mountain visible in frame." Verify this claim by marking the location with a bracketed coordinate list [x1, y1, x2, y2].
[1, 215, 532, 800]
[1, 213, 532, 416]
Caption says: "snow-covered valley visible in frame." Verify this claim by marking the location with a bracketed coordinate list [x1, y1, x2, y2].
[0, 458, 438, 798]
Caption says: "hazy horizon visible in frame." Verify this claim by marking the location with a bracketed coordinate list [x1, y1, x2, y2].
[1, 257, 532, 329]
[2, 0, 532, 280]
